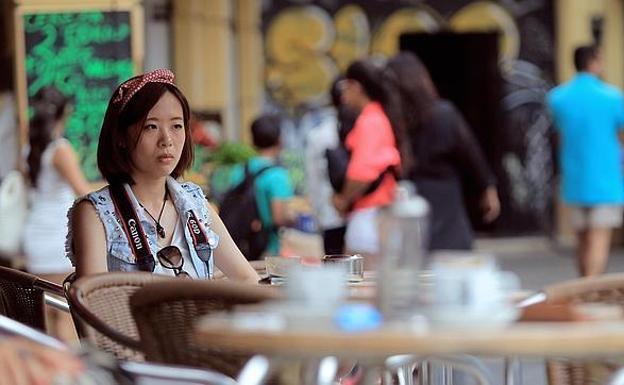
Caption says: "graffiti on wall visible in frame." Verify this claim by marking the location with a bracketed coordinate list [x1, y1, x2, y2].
[263, 0, 552, 112]
[262, 0, 555, 234]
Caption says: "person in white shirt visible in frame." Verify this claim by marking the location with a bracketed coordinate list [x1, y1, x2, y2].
[303, 77, 353, 254]
[21, 86, 90, 341]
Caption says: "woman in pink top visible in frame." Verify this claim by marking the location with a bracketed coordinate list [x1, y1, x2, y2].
[332, 59, 403, 268]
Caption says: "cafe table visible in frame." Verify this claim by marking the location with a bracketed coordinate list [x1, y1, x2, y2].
[196, 311, 624, 385]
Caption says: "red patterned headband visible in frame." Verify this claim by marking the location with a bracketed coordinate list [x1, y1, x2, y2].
[112, 68, 177, 110]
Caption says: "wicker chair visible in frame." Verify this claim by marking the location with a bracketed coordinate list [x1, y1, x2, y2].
[0, 266, 66, 331]
[67, 272, 173, 361]
[543, 273, 624, 385]
[130, 279, 278, 377]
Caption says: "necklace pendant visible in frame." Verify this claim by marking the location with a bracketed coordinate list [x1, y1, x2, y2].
[157, 224, 166, 239]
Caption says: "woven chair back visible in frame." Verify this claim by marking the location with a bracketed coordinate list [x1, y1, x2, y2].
[544, 273, 624, 385]
[0, 266, 64, 331]
[130, 279, 278, 377]
[68, 272, 172, 361]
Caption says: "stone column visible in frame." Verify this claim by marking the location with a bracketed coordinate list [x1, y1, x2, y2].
[172, 0, 235, 138]
[234, 0, 262, 144]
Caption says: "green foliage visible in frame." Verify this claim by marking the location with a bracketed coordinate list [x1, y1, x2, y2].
[280, 149, 305, 195]
[209, 142, 256, 165]
[204, 142, 256, 203]
[190, 144, 212, 174]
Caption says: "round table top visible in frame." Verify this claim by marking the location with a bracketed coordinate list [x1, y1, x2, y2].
[197, 315, 624, 359]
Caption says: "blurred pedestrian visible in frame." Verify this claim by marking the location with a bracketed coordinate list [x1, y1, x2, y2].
[332, 59, 402, 269]
[548, 45, 624, 276]
[227, 114, 295, 257]
[303, 76, 351, 255]
[386, 51, 500, 251]
[21, 86, 90, 340]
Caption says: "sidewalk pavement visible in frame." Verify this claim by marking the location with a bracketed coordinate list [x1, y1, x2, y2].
[475, 236, 624, 290]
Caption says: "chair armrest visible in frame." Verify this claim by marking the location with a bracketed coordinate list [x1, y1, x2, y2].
[120, 361, 238, 384]
[67, 285, 142, 351]
[33, 277, 65, 296]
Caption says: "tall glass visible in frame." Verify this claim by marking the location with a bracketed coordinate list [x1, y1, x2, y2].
[376, 182, 430, 321]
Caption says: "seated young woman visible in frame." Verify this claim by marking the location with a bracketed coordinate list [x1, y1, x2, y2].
[67, 69, 259, 282]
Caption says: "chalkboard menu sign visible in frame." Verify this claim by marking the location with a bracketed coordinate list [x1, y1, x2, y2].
[15, 4, 143, 180]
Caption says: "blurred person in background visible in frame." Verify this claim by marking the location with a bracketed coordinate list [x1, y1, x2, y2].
[548, 45, 624, 276]
[22, 86, 90, 340]
[303, 76, 351, 255]
[0, 60, 17, 180]
[332, 59, 403, 269]
[386, 51, 500, 251]
[68, 69, 259, 283]
[229, 114, 295, 257]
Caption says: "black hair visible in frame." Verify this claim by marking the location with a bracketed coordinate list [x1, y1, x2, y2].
[27, 87, 70, 186]
[98, 80, 193, 185]
[344, 59, 388, 104]
[328, 75, 357, 142]
[384, 51, 443, 172]
[251, 114, 281, 149]
[574, 45, 600, 72]
[329, 76, 345, 108]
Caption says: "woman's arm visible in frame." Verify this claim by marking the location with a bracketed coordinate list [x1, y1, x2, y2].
[53, 142, 91, 196]
[451, 106, 500, 223]
[207, 202, 260, 283]
[333, 179, 369, 215]
[71, 200, 107, 277]
[270, 200, 295, 227]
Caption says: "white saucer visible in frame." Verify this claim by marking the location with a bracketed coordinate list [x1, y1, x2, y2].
[424, 305, 520, 329]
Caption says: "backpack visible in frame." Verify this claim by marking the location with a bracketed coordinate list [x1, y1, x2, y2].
[219, 163, 275, 261]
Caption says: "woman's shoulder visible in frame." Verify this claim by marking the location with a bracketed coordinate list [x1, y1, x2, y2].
[430, 99, 459, 116]
[172, 179, 204, 195]
[168, 178, 208, 208]
[70, 184, 112, 212]
[48, 137, 72, 153]
[425, 100, 464, 129]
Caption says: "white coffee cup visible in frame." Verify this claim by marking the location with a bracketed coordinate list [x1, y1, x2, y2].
[426, 252, 520, 327]
[285, 264, 348, 309]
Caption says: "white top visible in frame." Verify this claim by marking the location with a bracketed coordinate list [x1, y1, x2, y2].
[22, 138, 75, 274]
[153, 219, 199, 278]
[303, 108, 345, 230]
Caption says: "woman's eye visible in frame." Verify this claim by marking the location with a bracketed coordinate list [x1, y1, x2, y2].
[173, 123, 184, 130]
[144, 124, 158, 130]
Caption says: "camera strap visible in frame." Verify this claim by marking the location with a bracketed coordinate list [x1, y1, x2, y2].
[185, 209, 213, 277]
[109, 184, 156, 272]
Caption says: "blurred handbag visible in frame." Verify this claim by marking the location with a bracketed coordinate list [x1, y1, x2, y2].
[0, 170, 28, 256]
[325, 144, 350, 193]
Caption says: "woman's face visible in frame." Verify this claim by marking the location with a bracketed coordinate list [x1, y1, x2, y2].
[339, 79, 364, 110]
[130, 91, 186, 181]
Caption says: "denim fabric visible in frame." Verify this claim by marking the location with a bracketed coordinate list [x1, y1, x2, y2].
[66, 177, 218, 278]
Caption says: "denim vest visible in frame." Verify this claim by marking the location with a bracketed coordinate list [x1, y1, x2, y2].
[66, 177, 218, 278]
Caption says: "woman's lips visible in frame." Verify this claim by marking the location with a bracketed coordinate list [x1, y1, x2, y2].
[158, 154, 175, 163]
